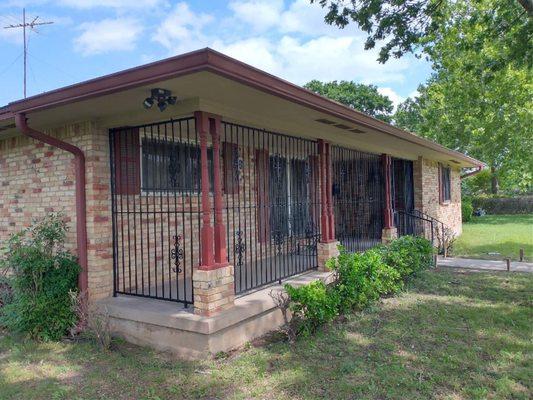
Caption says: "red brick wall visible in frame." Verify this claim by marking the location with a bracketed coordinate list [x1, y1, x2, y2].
[413, 157, 462, 235]
[0, 122, 114, 301]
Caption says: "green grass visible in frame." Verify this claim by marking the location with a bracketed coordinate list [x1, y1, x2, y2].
[454, 214, 533, 261]
[1, 269, 532, 400]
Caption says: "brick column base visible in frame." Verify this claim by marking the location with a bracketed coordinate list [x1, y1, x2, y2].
[193, 265, 235, 316]
[381, 227, 398, 244]
[317, 241, 340, 271]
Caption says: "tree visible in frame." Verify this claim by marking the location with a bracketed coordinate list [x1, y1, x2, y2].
[304, 80, 393, 122]
[393, 2, 533, 194]
[311, 0, 532, 64]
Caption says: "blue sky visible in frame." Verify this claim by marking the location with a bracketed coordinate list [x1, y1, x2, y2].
[0, 0, 432, 108]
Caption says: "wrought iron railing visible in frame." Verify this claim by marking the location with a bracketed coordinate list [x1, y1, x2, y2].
[411, 209, 447, 254]
[394, 210, 435, 246]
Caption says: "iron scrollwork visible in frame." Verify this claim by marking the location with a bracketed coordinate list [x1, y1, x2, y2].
[234, 230, 246, 268]
[170, 234, 184, 273]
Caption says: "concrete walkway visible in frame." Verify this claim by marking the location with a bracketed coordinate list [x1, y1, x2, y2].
[438, 257, 533, 273]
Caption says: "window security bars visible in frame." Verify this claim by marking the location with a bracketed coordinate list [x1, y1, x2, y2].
[331, 146, 384, 253]
[221, 122, 321, 295]
[109, 118, 200, 305]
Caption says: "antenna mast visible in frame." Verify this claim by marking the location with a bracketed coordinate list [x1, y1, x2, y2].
[4, 8, 54, 98]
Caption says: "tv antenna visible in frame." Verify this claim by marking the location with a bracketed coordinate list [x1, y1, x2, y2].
[4, 8, 54, 98]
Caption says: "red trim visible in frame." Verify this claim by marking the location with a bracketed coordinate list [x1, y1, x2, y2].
[318, 140, 329, 242]
[15, 113, 88, 294]
[382, 154, 394, 229]
[326, 142, 335, 241]
[210, 115, 228, 266]
[255, 149, 270, 244]
[195, 111, 215, 270]
[2, 48, 483, 168]
[222, 141, 239, 194]
[113, 128, 140, 195]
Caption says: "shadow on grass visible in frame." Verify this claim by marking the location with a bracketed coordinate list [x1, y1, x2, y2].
[1, 270, 532, 399]
[242, 270, 532, 399]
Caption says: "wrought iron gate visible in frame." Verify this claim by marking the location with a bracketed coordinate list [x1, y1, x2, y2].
[331, 146, 384, 252]
[221, 122, 321, 295]
[392, 158, 414, 212]
[109, 118, 199, 305]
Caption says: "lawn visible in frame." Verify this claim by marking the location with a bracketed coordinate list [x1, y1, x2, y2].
[454, 214, 533, 261]
[1, 269, 531, 400]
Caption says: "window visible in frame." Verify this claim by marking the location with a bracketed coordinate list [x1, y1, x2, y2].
[141, 138, 213, 192]
[440, 165, 451, 202]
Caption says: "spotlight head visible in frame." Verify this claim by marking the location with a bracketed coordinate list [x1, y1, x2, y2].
[167, 96, 177, 105]
[143, 97, 154, 109]
[151, 88, 171, 98]
[157, 100, 168, 112]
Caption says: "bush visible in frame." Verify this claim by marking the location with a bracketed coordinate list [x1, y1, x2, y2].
[379, 236, 434, 277]
[280, 236, 433, 340]
[332, 248, 401, 313]
[462, 198, 474, 222]
[284, 281, 339, 336]
[471, 195, 533, 215]
[0, 214, 80, 341]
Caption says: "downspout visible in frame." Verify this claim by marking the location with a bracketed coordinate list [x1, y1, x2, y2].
[15, 113, 88, 294]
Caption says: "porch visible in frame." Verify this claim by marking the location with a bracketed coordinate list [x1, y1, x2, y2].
[109, 114, 424, 311]
[99, 269, 335, 359]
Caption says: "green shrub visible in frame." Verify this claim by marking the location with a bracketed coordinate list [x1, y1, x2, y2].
[462, 198, 474, 222]
[0, 214, 80, 341]
[380, 236, 433, 278]
[284, 281, 339, 336]
[279, 235, 433, 340]
[332, 248, 402, 312]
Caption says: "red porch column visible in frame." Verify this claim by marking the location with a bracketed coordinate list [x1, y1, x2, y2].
[317, 139, 339, 270]
[318, 139, 329, 242]
[195, 111, 215, 269]
[381, 153, 397, 242]
[326, 142, 335, 241]
[209, 116, 228, 266]
[193, 111, 234, 316]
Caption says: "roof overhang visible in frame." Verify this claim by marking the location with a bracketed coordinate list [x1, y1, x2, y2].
[0, 48, 484, 168]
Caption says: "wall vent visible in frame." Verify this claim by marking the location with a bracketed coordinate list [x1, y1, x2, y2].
[315, 118, 336, 125]
[315, 118, 365, 133]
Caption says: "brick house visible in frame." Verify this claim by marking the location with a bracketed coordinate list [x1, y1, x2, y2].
[0, 49, 483, 358]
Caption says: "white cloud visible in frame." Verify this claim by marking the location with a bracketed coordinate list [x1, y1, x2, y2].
[377, 87, 406, 110]
[74, 18, 143, 56]
[153, 2, 213, 52]
[229, 0, 284, 33]
[153, 0, 415, 88]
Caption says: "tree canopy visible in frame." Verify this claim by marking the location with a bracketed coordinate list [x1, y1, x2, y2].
[310, 0, 532, 194]
[304, 80, 394, 122]
[311, 0, 532, 64]
[393, 0, 533, 194]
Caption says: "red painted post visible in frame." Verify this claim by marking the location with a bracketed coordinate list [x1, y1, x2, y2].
[382, 154, 394, 229]
[210, 116, 228, 266]
[195, 111, 215, 269]
[318, 139, 329, 242]
[326, 142, 335, 241]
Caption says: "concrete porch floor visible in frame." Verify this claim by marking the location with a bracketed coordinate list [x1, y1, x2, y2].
[98, 270, 335, 359]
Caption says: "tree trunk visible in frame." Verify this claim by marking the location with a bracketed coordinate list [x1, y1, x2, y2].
[490, 166, 499, 194]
